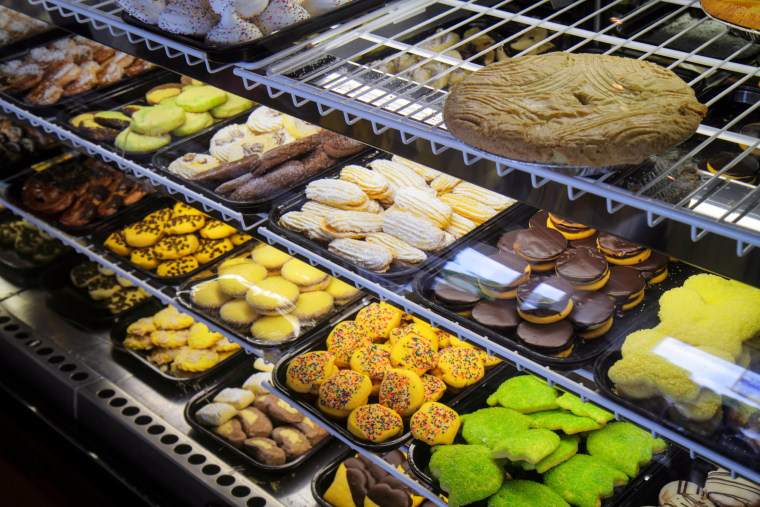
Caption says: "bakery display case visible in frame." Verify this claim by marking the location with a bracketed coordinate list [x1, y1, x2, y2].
[1, 0, 760, 505]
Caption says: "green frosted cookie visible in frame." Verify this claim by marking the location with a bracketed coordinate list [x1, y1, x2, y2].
[528, 409, 603, 434]
[521, 434, 579, 474]
[488, 479, 570, 507]
[429, 444, 504, 507]
[461, 407, 532, 448]
[543, 454, 628, 507]
[491, 428, 560, 465]
[585, 422, 667, 478]
[556, 393, 614, 424]
[486, 375, 559, 413]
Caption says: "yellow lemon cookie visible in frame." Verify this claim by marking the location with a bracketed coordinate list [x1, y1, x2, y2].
[219, 299, 260, 327]
[153, 233, 200, 260]
[292, 291, 334, 323]
[153, 305, 194, 329]
[194, 238, 234, 264]
[245, 277, 300, 315]
[104, 230, 132, 256]
[126, 316, 155, 336]
[217, 256, 251, 270]
[251, 244, 292, 275]
[123, 221, 164, 248]
[200, 219, 237, 239]
[156, 256, 200, 277]
[390, 333, 439, 375]
[173, 348, 219, 372]
[164, 214, 206, 235]
[150, 328, 190, 348]
[411, 402, 460, 445]
[379, 368, 425, 417]
[281, 258, 330, 292]
[436, 347, 485, 388]
[189, 279, 231, 309]
[187, 322, 223, 349]
[144, 207, 174, 225]
[250, 314, 299, 342]
[217, 261, 268, 297]
[123, 334, 153, 350]
[348, 404, 403, 443]
[325, 277, 362, 305]
[130, 246, 160, 270]
[286, 350, 339, 395]
[318, 370, 372, 419]
[214, 337, 241, 352]
[229, 232, 253, 246]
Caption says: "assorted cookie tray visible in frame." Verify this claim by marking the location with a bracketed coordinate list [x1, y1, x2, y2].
[412, 204, 697, 370]
[39, 254, 154, 329]
[185, 365, 333, 473]
[150, 119, 370, 214]
[405, 370, 678, 507]
[272, 299, 508, 452]
[120, 0, 387, 63]
[90, 196, 255, 285]
[175, 240, 365, 349]
[110, 300, 246, 385]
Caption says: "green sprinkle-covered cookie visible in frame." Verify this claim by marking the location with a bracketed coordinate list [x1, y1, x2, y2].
[461, 407, 532, 448]
[528, 409, 603, 434]
[585, 422, 667, 477]
[543, 454, 628, 507]
[488, 479, 570, 507]
[521, 434, 579, 474]
[556, 393, 614, 424]
[429, 444, 504, 507]
[491, 428, 560, 464]
[486, 375, 559, 413]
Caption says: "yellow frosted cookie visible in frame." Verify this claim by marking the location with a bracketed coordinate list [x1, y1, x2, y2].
[355, 302, 403, 341]
[327, 320, 373, 368]
[348, 404, 403, 443]
[153, 306, 194, 329]
[219, 299, 260, 327]
[251, 244, 292, 275]
[187, 322, 223, 349]
[436, 347, 485, 388]
[126, 316, 156, 336]
[379, 368, 425, 417]
[245, 276, 300, 315]
[318, 370, 372, 419]
[130, 246, 159, 269]
[325, 277, 362, 305]
[153, 233, 200, 260]
[200, 219, 237, 239]
[282, 115, 322, 138]
[150, 328, 190, 348]
[350, 344, 392, 380]
[104, 230, 132, 256]
[286, 350, 338, 395]
[173, 348, 219, 372]
[280, 258, 330, 291]
[194, 238, 234, 264]
[217, 256, 251, 270]
[217, 261, 268, 297]
[156, 256, 200, 277]
[410, 402, 460, 445]
[214, 337, 241, 352]
[144, 208, 175, 225]
[421, 373, 447, 402]
[123, 334, 153, 350]
[390, 333, 438, 375]
[190, 279, 231, 309]
[250, 314, 299, 342]
[173, 202, 207, 217]
[292, 291, 334, 323]
[229, 232, 253, 246]
[123, 221, 164, 248]
[164, 214, 206, 235]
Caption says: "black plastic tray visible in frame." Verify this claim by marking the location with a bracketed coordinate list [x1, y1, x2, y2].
[120, 0, 387, 64]
[3, 163, 157, 236]
[185, 365, 333, 473]
[150, 127, 374, 215]
[110, 300, 246, 385]
[175, 244, 364, 348]
[40, 254, 154, 330]
[268, 151, 514, 284]
[411, 204, 696, 370]
[406, 369, 679, 507]
[272, 300, 508, 452]
[595, 348, 760, 473]
[0, 35, 160, 117]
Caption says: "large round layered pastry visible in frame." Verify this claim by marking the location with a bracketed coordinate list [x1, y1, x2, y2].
[443, 52, 708, 167]
[701, 0, 760, 31]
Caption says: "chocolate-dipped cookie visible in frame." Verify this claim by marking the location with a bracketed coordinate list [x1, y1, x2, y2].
[597, 232, 651, 265]
[496, 229, 520, 253]
[478, 251, 531, 299]
[555, 247, 609, 290]
[433, 279, 481, 313]
[471, 299, 520, 332]
[516, 320, 575, 357]
[514, 227, 567, 271]
[547, 213, 597, 240]
[569, 232, 599, 250]
[706, 151, 758, 184]
[567, 291, 615, 339]
[516, 276, 573, 324]
[529, 209, 551, 229]
[602, 265, 646, 310]
[630, 250, 669, 284]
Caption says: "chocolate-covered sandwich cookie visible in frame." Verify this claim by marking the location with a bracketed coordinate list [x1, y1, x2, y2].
[433, 279, 481, 313]
[555, 247, 609, 291]
[597, 232, 651, 265]
[478, 251, 531, 299]
[602, 266, 646, 310]
[496, 230, 520, 253]
[517, 320, 575, 357]
[472, 299, 520, 332]
[514, 227, 567, 271]
[529, 209, 551, 229]
[630, 250, 669, 284]
[706, 151, 758, 184]
[569, 232, 599, 250]
[547, 213, 597, 240]
[516, 276, 573, 324]
[567, 291, 615, 339]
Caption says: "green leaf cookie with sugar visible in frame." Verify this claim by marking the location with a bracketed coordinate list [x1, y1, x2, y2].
[488, 479, 570, 507]
[528, 409, 603, 434]
[556, 392, 614, 424]
[585, 421, 667, 478]
[429, 444, 504, 507]
[521, 433, 579, 474]
[543, 454, 628, 507]
[491, 428, 560, 465]
[486, 375, 560, 413]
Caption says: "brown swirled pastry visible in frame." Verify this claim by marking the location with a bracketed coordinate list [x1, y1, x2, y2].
[443, 52, 708, 167]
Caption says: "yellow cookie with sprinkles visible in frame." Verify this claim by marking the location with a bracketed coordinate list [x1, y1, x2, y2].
[164, 214, 206, 235]
[355, 302, 403, 341]
[123, 220, 163, 248]
[350, 344, 392, 380]
[173, 202, 207, 217]
[157, 256, 200, 277]
[379, 368, 425, 417]
[104, 230, 132, 256]
[195, 237, 234, 264]
[229, 232, 253, 246]
[286, 350, 339, 395]
[436, 346, 485, 388]
[153, 233, 200, 260]
[348, 404, 403, 443]
[326, 320, 373, 368]
[130, 246, 159, 269]
[421, 373, 447, 402]
[318, 370, 372, 419]
[390, 333, 438, 375]
[411, 402, 460, 445]
[200, 219, 237, 239]
[144, 207, 175, 225]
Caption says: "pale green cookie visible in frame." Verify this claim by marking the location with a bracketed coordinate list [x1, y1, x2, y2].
[556, 393, 614, 424]
[486, 375, 559, 413]
[528, 409, 603, 434]
[543, 454, 628, 507]
[521, 434, 579, 474]
[491, 428, 560, 465]
[585, 422, 667, 478]
[460, 407, 532, 448]
[429, 444, 504, 507]
[489, 479, 570, 507]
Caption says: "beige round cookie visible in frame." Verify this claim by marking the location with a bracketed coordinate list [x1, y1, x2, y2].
[443, 52, 707, 167]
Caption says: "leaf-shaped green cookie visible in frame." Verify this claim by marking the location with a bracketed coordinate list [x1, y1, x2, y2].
[488, 479, 570, 507]
[585, 422, 667, 477]
[491, 428, 560, 464]
[461, 407, 532, 448]
[429, 444, 504, 507]
[543, 454, 628, 507]
[556, 393, 614, 424]
[528, 409, 602, 434]
[486, 375, 559, 413]
[521, 434, 579, 473]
